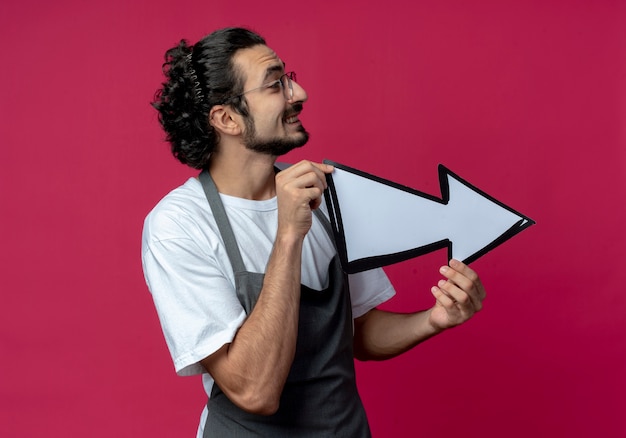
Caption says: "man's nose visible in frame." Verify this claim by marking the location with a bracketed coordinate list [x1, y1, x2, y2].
[289, 80, 308, 103]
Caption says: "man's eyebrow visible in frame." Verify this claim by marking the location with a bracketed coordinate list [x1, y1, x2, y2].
[263, 62, 286, 82]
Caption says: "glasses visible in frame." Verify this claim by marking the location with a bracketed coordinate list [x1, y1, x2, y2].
[224, 71, 297, 104]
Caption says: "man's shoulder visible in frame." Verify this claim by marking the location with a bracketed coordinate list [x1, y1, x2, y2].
[149, 176, 204, 212]
[143, 177, 213, 242]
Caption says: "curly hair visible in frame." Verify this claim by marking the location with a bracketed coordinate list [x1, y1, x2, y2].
[152, 28, 266, 169]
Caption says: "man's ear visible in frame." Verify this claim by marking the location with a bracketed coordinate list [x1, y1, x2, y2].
[209, 105, 242, 136]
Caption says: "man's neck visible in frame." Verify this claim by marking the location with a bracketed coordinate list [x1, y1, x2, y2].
[208, 145, 278, 200]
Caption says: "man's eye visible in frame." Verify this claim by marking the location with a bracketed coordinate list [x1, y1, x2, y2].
[267, 80, 282, 90]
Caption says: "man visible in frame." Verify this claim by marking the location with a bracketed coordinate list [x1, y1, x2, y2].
[142, 27, 486, 437]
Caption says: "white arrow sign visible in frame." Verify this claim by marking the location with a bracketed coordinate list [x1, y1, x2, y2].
[323, 160, 535, 274]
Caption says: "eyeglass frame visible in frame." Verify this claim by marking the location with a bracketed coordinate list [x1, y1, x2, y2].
[223, 71, 297, 105]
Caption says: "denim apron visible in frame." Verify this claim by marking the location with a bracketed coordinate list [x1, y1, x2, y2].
[199, 170, 370, 437]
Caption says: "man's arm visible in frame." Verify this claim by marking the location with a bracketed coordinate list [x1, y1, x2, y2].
[353, 259, 486, 361]
[200, 161, 333, 415]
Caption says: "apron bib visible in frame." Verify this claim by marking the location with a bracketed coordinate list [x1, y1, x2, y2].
[199, 170, 371, 437]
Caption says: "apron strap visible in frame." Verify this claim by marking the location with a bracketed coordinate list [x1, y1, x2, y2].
[198, 169, 247, 274]
[313, 206, 337, 248]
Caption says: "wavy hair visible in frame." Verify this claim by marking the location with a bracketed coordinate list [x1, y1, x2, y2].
[152, 28, 266, 169]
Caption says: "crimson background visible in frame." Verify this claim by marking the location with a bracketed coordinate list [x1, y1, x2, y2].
[2, 1, 625, 437]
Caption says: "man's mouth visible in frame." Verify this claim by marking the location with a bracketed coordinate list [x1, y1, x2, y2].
[284, 104, 303, 125]
[285, 114, 299, 124]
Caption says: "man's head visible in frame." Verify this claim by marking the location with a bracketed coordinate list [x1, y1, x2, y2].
[153, 28, 308, 169]
[227, 44, 309, 157]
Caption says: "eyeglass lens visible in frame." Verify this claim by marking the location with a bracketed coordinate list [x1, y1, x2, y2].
[282, 72, 295, 101]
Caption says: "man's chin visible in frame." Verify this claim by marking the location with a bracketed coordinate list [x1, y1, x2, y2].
[292, 129, 310, 147]
[245, 130, 310, 156]
[285, 125, 309, 144]
[272, 135, 308, 156]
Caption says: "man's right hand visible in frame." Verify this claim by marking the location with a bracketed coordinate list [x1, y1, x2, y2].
[275, 160, 334, 240]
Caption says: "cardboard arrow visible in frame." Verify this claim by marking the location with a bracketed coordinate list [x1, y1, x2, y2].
[323, 160, 535, 274]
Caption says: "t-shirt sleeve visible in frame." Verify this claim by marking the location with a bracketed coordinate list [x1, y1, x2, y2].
[142, 213, 246, 376]
[348, 268, 395, 319]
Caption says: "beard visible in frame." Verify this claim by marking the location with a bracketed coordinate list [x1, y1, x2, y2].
[242, 108, 310, 156]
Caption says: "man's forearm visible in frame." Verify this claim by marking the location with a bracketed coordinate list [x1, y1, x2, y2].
[353, 308, 442, 361]
[353, 260, 485, 362]
[201, 233, 303, 414]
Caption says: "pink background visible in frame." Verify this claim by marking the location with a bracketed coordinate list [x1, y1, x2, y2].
[2, 0, 625, 436]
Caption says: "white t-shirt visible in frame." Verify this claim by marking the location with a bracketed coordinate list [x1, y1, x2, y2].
[141, 177, 395, 435]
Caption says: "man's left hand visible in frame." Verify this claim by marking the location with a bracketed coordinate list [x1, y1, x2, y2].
[428, 259, 486, 332]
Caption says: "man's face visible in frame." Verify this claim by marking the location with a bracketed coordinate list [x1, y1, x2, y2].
[233, 45, 309, 156]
